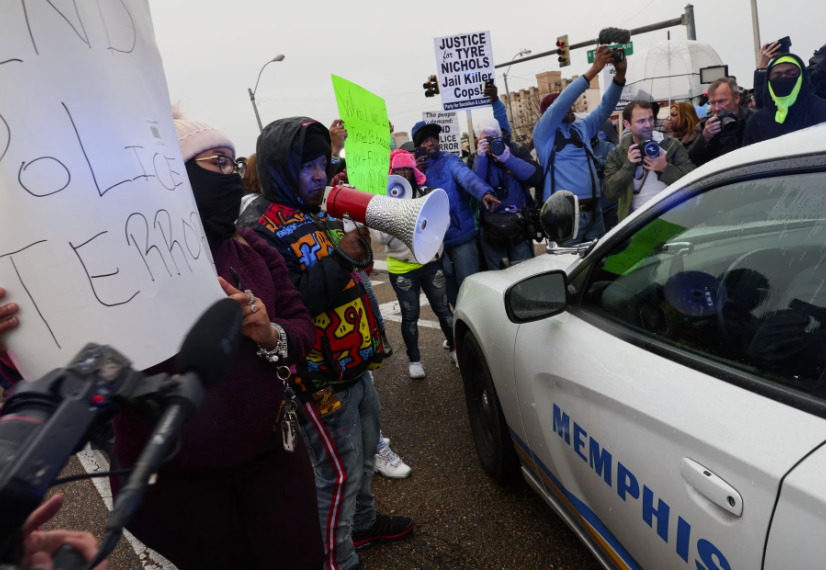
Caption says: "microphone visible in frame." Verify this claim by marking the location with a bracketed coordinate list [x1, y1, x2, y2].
[598, 28, 631, 63]
[598, 27, 631, 45]
[175, 297, 244, 388]
[99, 299, 243, 562]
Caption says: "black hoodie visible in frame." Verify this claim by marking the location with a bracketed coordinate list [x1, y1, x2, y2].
[237, 117, 383, 400]
[744, 53, 826, 146]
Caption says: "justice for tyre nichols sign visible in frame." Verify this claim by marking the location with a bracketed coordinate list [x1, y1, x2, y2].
[433, 31, 495, 111]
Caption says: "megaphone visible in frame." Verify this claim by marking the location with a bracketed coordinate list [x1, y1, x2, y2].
[321, 184, 450, 264]
[386, 175, 414, 199]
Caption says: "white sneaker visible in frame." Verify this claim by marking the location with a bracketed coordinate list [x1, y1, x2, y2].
[409, 362, 426, 379]
[442, 340, 450, 349]
[448, 351, 458, 368]
[375, 445, 412, 479]
[381, 437, 390, 448]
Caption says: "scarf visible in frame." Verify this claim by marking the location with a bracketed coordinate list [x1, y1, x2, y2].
[768, 56, 803, 124]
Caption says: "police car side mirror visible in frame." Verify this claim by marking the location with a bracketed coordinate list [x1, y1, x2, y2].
[540, 191, 579, 245]
[505, 270, 568, 324]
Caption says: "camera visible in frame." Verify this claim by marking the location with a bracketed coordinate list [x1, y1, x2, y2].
[610, 47, 625, 63]
[641, 139, 661, 159]
[485, 136, 506, 156]
[715, 111, 739, 137]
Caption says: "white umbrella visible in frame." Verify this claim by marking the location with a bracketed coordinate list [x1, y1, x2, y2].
[623, 40, 724, 103]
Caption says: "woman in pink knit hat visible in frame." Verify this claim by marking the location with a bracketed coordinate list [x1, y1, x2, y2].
[373, 150, 456, 382]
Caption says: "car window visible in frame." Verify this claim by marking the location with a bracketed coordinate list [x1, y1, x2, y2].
[583, 172, 826, 398]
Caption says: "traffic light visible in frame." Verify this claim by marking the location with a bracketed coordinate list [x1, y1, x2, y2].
[557, 35, 570, 68]
[423, 75, 440, 98]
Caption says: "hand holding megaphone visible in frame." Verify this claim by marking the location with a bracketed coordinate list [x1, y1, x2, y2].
[321, 183, 450, 264]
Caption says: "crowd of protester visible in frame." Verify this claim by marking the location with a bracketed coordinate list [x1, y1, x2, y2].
[1, 38, 826, 570]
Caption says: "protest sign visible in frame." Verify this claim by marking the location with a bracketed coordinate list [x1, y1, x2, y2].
[0, 0, 223, 379]
[602, 64, 637, 112]
[331, 76, 390, 195]
[433, 31, 495, 111]
[422, 111, 461, 155]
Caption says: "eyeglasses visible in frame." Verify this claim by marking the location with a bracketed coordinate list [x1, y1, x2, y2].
[194, 154, 240, 175]
[392, 168, 413, 176]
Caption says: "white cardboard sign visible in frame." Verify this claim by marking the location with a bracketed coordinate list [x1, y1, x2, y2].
[433, 31, 495, 111]
[0, 0, 223, 379]
[422, 111, 461, 155]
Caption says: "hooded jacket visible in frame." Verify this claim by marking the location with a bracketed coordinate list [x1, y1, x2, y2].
[744, 53, 826, 146]
[603, 132, 696, 222]
[237, 117, 383, 400]
[420, 150, 495, 248]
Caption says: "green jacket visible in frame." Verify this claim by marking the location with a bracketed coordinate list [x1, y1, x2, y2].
[603, 133, 696, 222]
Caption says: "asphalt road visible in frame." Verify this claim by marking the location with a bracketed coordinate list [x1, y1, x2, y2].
[31, 247, 600, 570]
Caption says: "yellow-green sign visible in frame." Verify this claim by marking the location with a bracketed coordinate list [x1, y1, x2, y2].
[331, 75, 390, 195]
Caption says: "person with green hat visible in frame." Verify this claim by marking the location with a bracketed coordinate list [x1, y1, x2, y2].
[744, 52, 826, 145]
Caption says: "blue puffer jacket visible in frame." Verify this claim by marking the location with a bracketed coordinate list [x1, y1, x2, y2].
[424, 150, 493, 248]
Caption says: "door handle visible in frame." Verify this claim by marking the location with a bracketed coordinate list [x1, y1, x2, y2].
[681, 458, 743, 517]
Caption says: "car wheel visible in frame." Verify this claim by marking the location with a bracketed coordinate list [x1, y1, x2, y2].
[459, 332, 520, 483]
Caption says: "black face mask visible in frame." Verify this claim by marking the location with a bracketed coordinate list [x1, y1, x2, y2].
[770, 76, 799, 98]
[185, 160, 243, 241]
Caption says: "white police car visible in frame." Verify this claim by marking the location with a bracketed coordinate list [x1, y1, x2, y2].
[454, 124, 826, 570]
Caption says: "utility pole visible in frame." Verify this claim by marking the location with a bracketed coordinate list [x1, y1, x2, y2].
[750, 0, 762, 67]
[248, 88, 264, 133]
[684, 4, 697, 40]
[248, 55, 285, 133]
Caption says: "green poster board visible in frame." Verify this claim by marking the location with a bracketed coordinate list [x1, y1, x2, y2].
[602, 218, 686, 275]
[331, 75, 390, 195]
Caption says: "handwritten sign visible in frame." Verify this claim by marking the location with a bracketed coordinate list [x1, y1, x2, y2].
[0, 0, 223, 379]
[433, 31, 495, 111]
[422, 111, 461, 155]
[331, 76, 390, 195]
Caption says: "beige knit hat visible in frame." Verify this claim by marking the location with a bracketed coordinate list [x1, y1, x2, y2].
[172, 106, 235, 162]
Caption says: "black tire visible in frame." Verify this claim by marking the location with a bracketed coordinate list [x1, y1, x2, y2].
[459, 332, 520, 483]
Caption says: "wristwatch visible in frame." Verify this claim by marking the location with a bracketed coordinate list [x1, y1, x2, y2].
[256, 322, 288, 364]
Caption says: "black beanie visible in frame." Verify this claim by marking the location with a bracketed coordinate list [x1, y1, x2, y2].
[301, 123, 332, 165]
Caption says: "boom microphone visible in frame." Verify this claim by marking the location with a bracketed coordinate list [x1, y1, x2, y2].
[107, 299, 243, 542]
[175, 297, 244, 388]
[598, 27, 631, 45]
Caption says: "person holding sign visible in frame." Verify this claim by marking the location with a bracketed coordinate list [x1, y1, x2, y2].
[0, 116, 324, 570]
[533, 46, 627, 245]
[411, 121, 499, 309]
[113, 114, 323, 570]
[237, 117, 414, 570]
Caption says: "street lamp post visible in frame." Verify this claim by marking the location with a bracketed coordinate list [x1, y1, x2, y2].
[503, 49, 531, 137]
[248, 54, 285, 133]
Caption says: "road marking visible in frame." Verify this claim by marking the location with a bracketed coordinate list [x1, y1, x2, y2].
[76, 445, 177, 570]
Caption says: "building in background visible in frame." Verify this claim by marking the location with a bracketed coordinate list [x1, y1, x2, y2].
[502, 72, 600, 144]
[393, 132, 410, 149]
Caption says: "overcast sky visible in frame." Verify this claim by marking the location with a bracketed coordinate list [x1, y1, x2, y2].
[148, 0, 821, 158]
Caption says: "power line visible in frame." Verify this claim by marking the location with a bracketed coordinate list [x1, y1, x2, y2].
[622, 0, 660, 27]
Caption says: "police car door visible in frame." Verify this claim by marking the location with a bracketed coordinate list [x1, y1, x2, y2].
[512, 166, 826, 570]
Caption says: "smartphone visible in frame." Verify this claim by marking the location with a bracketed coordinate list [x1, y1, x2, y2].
[776, 36, 792, 54]
[415, 147, 428, 159]
[485, 79, 495, 88]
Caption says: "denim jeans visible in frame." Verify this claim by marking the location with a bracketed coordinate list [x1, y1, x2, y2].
[442, 239, 481, 308]
[479, 231, 535, 271]
[389, 261, 455, 362]
[568, 205, 606, 246]
[359, 271, 384, 331]
[298, 375, 380, 570]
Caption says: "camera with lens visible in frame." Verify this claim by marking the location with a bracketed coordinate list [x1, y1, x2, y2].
[636, 139, 661, 164]
[610, 47, 625, 63]
[715, 111, 739, 137]
[485, 136, 507, 157]
[522, 205, 546, 243]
